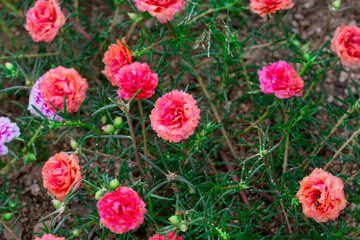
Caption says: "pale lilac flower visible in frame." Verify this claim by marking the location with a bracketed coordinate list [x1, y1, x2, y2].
[28, 77, 64, 121]
[0, 117, 21, 155]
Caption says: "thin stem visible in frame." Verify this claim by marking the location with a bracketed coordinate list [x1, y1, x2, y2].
[167, 22, 237, 159]
[81, 148, 137, 165]
[186, 3, 236, 25]
[89, 4, 120, 66]
[302, 58, 339, 100]
[298, 62, 311, 77]
[0, 19, 18, 48]
[0, 52, 60, 61]
[233, 101, 277, 138]
[124, 106, 153, 183]
[0, 219, 19, 240]
[282, 100, 292, 174]
[344, 170, 360, 185]
[324, 127, 360, 171]
[137, 100, 149, 158]
[59, 31, 79, 56]
[302, 98, 359, 170]
[314, 12, 333, 51]
[1, 0, 21, 16]
[0, 126, 43, 175]
[240, 56, 252, 89]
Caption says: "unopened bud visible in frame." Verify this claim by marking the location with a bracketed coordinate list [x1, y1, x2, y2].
[23, 152, 36, 164]
[52, 200, 62, 210]
[127, 13, 138, 21]
[109, 179, 120, 190]
[71, 140, 79, 150]
[95, 189, 106, 200]
[72, 228, 81, 237]
[2, 213, 13, 222]
[261, 150, 269, 157]
[25, 79, 32, 87]
[8, 201, 16, 209]
[5, 62, 14, 70]
[113, 116, 124, 129]
[102, 125, 115, 134]
[101, 115, 108, 124]
[168, 215, 181, 226]
[179, 222, 189, 232]
[200, 130, 205, 137]
[332, 0, 341, 9]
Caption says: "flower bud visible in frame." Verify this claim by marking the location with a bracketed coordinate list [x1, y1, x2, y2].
[25, 79, 32, 87]
[5, 62, 14, 70]
[261, 149, 269, 157]
[102, 125, 115, 134]
[168, 215, 181, 226]
[113, 116, 124, 129]
[101, 115, 108, 124]
[332, 0, 341, 9]
[109, 179, 120, 190]
[199, 130, 205, 137]
[23, 152, 36, 164]
[72, 228, 81, 237]
[71, 140, 79, 150]
[127, 13, 138, 21]
[179, 222, 189, 232]
[303, 52, 312, 62]
[2, 213, 13, 222]
[52, 200, 62, 210]
[8, 201, 16, 209]
[95, 189, 106, 200]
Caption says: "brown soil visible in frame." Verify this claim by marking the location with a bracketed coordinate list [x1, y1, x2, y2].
[1, 0, 360, 239]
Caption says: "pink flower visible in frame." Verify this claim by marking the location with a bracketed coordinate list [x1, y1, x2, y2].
[258, 61, 304, 99]
[42, 152, 82, 201]
[34, 233, 65, 240]
[149, 90, 200, 143]
[250, 0, 294, 17]
[331, 25, 360, 67]
[296, 168, 347, 223]
[28, 77, 64, 122]
[97, 186, 146, 234]
[133, 0, 185, 23]
[149, 231, 182, 240]
[114, 62, 158, 100]
[102, 38, 133, 86]
[25, 0, 66, 42]
[0, 117, 20, 156]
[39, 66, 89, 112]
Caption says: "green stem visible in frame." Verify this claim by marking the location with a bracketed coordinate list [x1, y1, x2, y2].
[137, 100, 149, 158]
[0, 52, 60, 61]
[314, 11, 333, 51]
[0, 19, 18, 48]
[186, 3, 236, 25]
[1, 0, 21, 16]
[298, 62, 311, 77]
[0, 126, 43, 175]
[324, 127, 360, 171]
[52, 121, 101, 134]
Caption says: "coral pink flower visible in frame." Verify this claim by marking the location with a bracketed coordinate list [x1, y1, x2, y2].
[296, 168, 347, 223]
[102, 38, 132, 85]
[114, 62, 158, 100]
[149, 231, 182, 240]
[250, 0, 294, 17]
[39, 66, 89, 113]
[42, 152, 82, 201]
[97, 186, 146, 234]
[34, 233, 65, 240]
[133, 0, 186, 23]
[149, 90, 200, 143]
[258, 61, 304, 99]
[0, 117, 21, 156]
[331, 25, 360, 67]
[25, 0, 66, 42]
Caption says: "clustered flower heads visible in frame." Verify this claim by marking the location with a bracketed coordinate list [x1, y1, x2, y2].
[42, 152, 82, 202]
[102, 38, 133, 85]
[258, 61, 304, 99]
[250, 0, 294, 17]
[0, 117, 20, 156]
[97, 186, 146, 234]
[331, 25, 360, 67]
[134, 0, 186, 23]
[148, 231, 182, 240]
[34, 233, 65, 240]
[150, 90, 201, 143]
[25, 0, 66, 42]
[296, 168, 347, 222]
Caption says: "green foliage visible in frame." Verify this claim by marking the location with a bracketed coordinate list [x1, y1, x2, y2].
[1, 0, 360, 239]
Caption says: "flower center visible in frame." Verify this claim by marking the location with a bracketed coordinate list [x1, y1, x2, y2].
[162, 102, 184, 126]
[314, 194, 320, 207]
